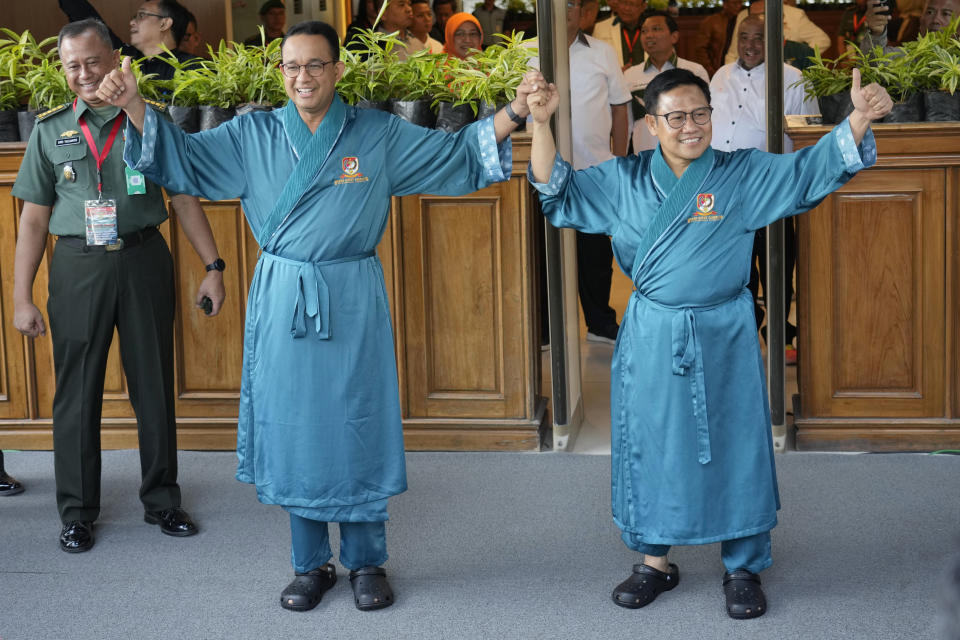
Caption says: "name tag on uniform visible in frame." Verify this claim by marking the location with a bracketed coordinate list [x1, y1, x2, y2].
[125, 166, 146, 195]
[56, 136, 81, 146]
[84, 199, 119, 246]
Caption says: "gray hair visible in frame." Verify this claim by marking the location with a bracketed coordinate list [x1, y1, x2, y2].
[58, 18, 113, 53]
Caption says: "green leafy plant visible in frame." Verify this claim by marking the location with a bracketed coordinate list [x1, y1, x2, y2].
[24, 57, 73, 110]
[799, 47, 853, 101]
[0, 29, 60, 110]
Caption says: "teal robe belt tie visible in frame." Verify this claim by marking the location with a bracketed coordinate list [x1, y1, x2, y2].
[262, 249, 376, 339]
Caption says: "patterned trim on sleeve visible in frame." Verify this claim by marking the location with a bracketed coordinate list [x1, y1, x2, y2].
[835, 119, 876, 172]
[477, 115, 511, 183]
[526, 154, 570, 195]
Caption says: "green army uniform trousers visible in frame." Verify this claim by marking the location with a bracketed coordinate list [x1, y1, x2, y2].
[48, 229, 181, 523]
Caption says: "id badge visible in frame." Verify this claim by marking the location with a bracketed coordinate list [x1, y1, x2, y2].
[84, 199, 119, 246]
[125, 166, 146, 195]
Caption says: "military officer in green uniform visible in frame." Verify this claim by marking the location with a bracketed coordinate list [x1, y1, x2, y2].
[11, 18, 226, 553]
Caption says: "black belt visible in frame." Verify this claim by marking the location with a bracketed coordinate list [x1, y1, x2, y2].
[57, 226, 159, 252]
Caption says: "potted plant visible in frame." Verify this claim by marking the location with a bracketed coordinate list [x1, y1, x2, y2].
[916, 16, 960, 121]
[0, 32, 22, 141]
[469, 31, 535, 119]
[430, 56, 477, 132]
[388, 48, 441, 128]
[3, 29, 59, 141]
[338, 27, 404, 111]
[858, 44, 923, 122]
[234, 32, 287, 115]
[800, 48, 853, 124]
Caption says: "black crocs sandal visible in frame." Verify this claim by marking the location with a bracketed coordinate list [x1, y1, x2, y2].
[349, 566, 394, 611]
[612, 563, 680, 609]
[280, 563, 337, 611]
[722, 569, 767, 619]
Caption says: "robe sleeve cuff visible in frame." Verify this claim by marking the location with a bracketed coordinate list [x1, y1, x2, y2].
[123, 106, 158, 172]
[835, 119, 876, 172]
[476, 115, 512, 183]
[526, 153, 570, 196]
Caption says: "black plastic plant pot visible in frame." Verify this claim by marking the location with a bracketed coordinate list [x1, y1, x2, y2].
[18, 109, 38, 142]
[199, 105, 235, 130]
[922, 90, 960, 122]
[477, 100, 504, 120]
[391, 99, 436, 128]
[881, 93, 922, 123]
[435, 101, 475, 133]
[0, 110, 19, 142]
[355, 99, 391, 111]
[235, 103, 274, 117]
[817, 92, 853, 125]
[168, 105, 200, 133]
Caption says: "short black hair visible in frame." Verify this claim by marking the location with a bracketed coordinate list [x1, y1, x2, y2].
[58, 17, 113, 52]
[282, 20, 340, 62]
[639, 9, 678, 33]
[156, 0, 191, 44]
[184, 9, 197, 29]
[433, 0, 455, 10]
[644, 68, 711, 115]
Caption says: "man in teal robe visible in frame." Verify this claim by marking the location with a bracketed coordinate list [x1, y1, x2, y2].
[97, 20, 531, 611]
[525, 67, 892, 618]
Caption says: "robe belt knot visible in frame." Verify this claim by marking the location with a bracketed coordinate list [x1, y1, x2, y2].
[633, 290, 743, 466]
[262, 249, 376, 340]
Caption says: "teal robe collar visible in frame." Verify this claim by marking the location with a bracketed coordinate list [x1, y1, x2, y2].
[633, 144, 714, 280]
[256, 95, 347, 247]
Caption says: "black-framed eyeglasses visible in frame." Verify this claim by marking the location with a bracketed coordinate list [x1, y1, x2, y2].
[650, 107, 713, 129]
[132, 10, 167, 21]
[280, 61, 334, 78]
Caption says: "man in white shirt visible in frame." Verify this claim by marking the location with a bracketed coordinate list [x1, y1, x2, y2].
[410, 0, 444, 52]
[624, 11, 710, 152]
[724, 0, 830, 65]
[532, 0, 632, 344]
[711, 15, 817, 360]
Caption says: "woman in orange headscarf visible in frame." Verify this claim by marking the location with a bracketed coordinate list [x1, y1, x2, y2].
[443, 12, 484, 58]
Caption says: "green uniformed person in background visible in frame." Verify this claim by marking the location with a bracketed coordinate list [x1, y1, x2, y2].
[11, 17, 226, 554]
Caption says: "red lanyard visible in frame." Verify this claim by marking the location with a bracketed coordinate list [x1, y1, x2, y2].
[74, 99, 124, 199]
[622, 26, 640, 54]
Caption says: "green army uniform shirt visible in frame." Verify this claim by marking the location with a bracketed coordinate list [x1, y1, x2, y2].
[12, 98, 170, 236]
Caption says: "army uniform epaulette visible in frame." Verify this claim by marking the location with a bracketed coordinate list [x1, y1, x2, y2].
[35, 103, 70, 122]
[144, 98, 167, 112]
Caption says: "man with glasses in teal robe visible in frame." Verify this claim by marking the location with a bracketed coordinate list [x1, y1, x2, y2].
[524, 67, 891, 619]
[98, 20, 532, 612]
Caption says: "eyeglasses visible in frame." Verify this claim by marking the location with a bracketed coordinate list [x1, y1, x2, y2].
[132, 10, 167, 22]
[453, 29, 482, 39]
[280, 61, 335, 78]
[650, 107, 713, 128]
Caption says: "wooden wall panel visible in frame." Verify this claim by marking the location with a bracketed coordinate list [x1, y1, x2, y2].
[0, 185, 30, 421]
[804, 169, 945, 419]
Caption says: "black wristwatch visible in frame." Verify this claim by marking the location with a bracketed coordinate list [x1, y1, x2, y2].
[205, 258, 226, 272]
[504, 102, 526, 126]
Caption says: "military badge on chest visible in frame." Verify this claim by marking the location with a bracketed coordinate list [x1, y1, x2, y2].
[56, 130, 81, 146]
[687, 193, 723, 223]
[334, 156, 369, 186]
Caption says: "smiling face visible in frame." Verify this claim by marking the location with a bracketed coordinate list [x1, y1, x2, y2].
[644, 84, 712, 174]
[640, 15, 678, 60]
[737, 17, 764, 70]
[281, 34, 344, 120]
[451, 22, 482, 57]
[59, 30, 120, 107]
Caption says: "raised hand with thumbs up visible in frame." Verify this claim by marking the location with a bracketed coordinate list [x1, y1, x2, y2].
[847, 67, 893, 144]
[96, 56, 148, 133]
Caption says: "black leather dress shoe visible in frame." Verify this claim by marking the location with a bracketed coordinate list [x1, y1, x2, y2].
[144, 507, 198, 537]
[0, 472, 24, 496]
[60, 521, 94, 553]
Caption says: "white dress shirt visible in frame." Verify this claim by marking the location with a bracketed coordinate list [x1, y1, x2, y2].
[709, 61, 817, 153]
[530, 33, 632, 170]
[724, 6, 831, 65]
